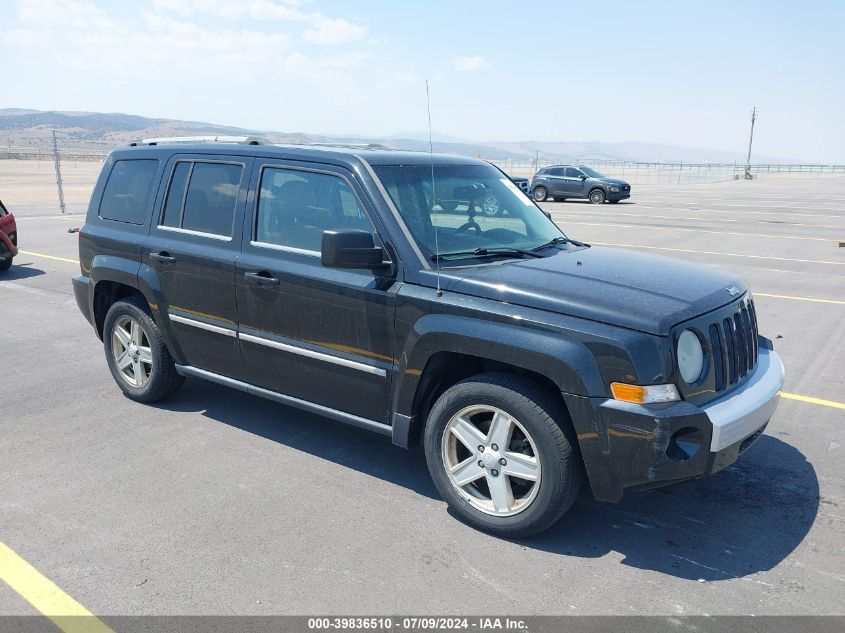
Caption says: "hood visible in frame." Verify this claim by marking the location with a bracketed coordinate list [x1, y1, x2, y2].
[439, 246, 746, 335]
[594, 177, 629, 186]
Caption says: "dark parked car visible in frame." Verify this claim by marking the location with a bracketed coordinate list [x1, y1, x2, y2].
[0, 199, 18, 272]
[531, 165, 631, 204]
[73, 138, 783, 537]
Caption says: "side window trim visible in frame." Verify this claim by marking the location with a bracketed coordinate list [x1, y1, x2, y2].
[249, 162, 379, 257]
[156, 158, 245, 241]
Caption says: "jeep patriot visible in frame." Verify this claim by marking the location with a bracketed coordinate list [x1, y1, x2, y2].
[72, 138, 784, 537]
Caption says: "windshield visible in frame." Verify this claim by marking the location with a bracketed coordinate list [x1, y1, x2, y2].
[579, 166, 605, 178]
[372, 164, 565, 260]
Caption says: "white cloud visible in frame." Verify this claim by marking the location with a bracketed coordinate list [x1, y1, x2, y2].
[16, 0, 115, 30]
[454, 55, 489, 72]
[303, 17, 366, 45]
[150, 0, 308, 20]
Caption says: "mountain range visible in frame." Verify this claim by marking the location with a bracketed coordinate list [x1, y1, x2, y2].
[0, 108, 793, 163]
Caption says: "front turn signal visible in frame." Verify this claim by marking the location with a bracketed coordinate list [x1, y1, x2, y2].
[610, 382, 680, 404]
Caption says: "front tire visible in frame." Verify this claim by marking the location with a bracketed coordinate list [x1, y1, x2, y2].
[103, 296, 184, 403]
[0, 257, 11, 272]
[424, 373, 581, 538]
[532, 186, 548, 202]
[589, 189, 606, 204]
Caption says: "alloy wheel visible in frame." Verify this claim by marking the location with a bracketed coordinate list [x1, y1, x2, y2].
[441, 405, 541, 517]
[481, 195, 501, 216]
[111, 315, 153, 387]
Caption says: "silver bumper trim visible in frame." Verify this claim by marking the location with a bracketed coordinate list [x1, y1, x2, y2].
[702, 347, 784, 452]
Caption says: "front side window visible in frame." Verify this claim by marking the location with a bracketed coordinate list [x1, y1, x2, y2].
[99, 159, 159, 224]
[565, 167, 583, 178]
[159, 161, 243, 237]
[255, 167, 373, 252]
[579, 166, 605, 178]
[373, 163, 564, 261]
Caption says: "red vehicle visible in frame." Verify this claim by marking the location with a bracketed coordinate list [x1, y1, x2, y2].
[0, 199, 18, 272]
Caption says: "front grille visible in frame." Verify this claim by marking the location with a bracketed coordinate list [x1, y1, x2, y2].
[707, 296, 759, 393]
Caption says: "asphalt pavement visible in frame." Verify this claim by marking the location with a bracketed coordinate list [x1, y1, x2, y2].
[1, 177, 843, 617]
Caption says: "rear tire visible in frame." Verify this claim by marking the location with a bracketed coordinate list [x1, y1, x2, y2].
[103, 296, 184, 403]
[424, 372, 581, 538]
[589, 189, 606, 204]
[481, 194, 503, 217]
[532, 186, 548, 202]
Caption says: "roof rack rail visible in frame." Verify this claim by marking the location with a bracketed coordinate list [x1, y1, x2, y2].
[302, 142, 393, 151]
[129, 135, 265, 147]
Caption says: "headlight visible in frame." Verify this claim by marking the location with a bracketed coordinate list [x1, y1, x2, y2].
[609, 186, 620, 192]
[677, 329, 705, 384]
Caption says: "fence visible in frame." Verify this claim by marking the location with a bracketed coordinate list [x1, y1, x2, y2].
[488, 159, 845, 185]
[3, 147, 844, 186]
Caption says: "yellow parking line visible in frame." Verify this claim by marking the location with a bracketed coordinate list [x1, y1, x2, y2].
[780, 392, 845, 410]
[589, 242, 845, 266]
[17, 215, 85, 221]
[566, 221, 832, 242]
[0, 542, 115, 633]
[17, 250, 79, 265]
[755, 292, 845, 305]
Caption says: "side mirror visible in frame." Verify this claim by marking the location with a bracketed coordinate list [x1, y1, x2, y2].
[542, 210, 552, 220]
[321, 229, 386, 269]
[579, 174, 588, 180]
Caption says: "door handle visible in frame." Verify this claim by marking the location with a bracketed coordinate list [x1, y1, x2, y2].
[150, 251, 176, 263]
[244, 271, 280, 286]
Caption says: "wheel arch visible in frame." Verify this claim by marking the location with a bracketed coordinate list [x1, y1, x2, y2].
[390, 315, 604, 449]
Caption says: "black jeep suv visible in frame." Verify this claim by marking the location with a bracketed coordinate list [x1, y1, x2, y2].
[73, 138, 783, 537]
[531, 165, 631, 204]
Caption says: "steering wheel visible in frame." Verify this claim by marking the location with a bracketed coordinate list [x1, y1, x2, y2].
[454, 220, 481, 234]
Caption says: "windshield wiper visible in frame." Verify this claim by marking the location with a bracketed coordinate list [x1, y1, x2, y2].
[431, 247, 543, 262]
[530, 236, 589, 251]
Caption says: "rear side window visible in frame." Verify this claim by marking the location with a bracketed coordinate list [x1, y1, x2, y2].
[255, 167, 373, 252]
[99, 159, 159, 224]
[159, 161, 243, 237]
[547, 167, 565, 176]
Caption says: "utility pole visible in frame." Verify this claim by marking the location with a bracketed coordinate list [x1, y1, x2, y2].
[52, 130, 66, 214]
[745, 106, 757, 180]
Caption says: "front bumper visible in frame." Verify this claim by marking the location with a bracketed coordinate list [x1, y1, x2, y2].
[566, 345, 784, 502]
[607, 190, 630, 202]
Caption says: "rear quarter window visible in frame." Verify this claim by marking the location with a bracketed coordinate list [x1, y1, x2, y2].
[99, 159, 160, 224]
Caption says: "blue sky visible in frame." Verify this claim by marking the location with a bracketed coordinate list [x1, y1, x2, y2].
[1, 0, 843, 161]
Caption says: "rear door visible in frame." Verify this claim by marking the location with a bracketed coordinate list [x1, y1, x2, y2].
[143, 154, 253, 378]
[544, 167, 566, 196]
[235, 159, 396, 423]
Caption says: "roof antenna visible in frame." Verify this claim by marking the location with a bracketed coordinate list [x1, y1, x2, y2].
[426, 79, 442, 297]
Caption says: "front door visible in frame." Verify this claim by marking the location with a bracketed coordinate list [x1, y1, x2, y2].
[144, 154, 253, 377]
[561, 167, 587, 197]
[235, 160, 396, 423]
